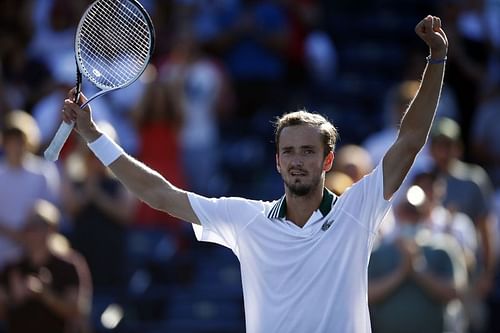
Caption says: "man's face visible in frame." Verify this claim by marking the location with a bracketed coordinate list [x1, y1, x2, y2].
[3, 133, 27, 161]
[276, 125, 333, 196]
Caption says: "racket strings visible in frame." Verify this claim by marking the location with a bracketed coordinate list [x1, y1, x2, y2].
[81, 4, 149, 83]
[86, 1, 150, 63]
[77, 0, 152, 89]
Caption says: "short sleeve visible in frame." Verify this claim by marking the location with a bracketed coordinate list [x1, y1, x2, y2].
[338, 162, 393, 232]
[188, 193, 265, 252]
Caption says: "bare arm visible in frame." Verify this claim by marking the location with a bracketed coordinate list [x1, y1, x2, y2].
[369, 239, 411, 304]
[35, 284, 81, 319]
[383, 15, 448, 199]
[412, 269, 458, 304]
[368, 261, 409, 304]
[62, 91, 201, 225]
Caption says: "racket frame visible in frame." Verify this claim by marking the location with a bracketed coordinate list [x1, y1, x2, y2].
[44, 0, 155, 161]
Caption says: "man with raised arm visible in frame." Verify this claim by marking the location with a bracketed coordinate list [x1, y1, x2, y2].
[61, 15, 448, 333]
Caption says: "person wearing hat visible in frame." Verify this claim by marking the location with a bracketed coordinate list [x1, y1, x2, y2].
[429, 117, 497, 331]
[0, 199, 92, 333]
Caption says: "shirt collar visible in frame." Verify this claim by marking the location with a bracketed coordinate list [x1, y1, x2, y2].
[268, 188, 338, 219]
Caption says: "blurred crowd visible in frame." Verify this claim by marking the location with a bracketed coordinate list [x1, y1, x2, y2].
[0, 0, 500, 332]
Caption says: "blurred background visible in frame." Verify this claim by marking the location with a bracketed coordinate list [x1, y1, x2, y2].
[0, 0, 499, 332]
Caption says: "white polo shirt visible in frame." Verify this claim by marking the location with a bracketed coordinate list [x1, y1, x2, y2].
[190, 163, 392, 333]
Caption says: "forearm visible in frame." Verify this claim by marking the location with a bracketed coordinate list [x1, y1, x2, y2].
[81, 128, 177, 213]
[383, 55, 446, 198]
[108, 155, 179, 213]
[412, 270, 457, 303]
[38, 289, 81, 319]
[398, 54, 446, 150]
[368, 268, 406, 304]
[64, 93, 199, 224]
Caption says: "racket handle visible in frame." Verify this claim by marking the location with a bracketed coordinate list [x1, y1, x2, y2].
[44, 121, 75, 161]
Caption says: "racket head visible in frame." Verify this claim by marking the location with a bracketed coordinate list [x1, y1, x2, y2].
[75, 0, 155, 92]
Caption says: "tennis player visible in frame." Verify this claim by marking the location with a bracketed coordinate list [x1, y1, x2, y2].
[62, 15, 448, 333]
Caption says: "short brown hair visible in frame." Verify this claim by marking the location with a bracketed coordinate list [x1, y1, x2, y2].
[274, 110, 339, 156]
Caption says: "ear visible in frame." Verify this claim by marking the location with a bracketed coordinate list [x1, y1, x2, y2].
[323, 151, 334, 172]
[276, 153, 281, 174]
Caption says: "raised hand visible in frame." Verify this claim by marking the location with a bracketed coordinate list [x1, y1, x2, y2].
[415, 15, 448, 59]
[62, 87, 100, 143]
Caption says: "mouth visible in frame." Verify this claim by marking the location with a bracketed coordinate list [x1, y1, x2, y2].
[289, 169, 307, 177]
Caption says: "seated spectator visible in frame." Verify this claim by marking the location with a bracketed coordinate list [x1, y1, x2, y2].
[0, 199, 92, 333]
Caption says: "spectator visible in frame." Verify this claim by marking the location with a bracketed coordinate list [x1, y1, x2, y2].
[0, 113, 59, 270]
[281, 0, 337, 100]
[368, 186, 467, 333]
[429, 117, 497, 331]
[130, 78, 188, 244]
[4, 110, 60, 202]
[201, 0, 291, 118]
[414, 171, 478, 264]
[330, 144, 373, 182]
[470, 76, 500, 189]
[0, 199, 92, 333]
[62, 122, 135, 293]
[158, 25, 232, 196]
[325, 171, 353, 196]
[436, 0, 491, 147]
[363, 80, 422, 167]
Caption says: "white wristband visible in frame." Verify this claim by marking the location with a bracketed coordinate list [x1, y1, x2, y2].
[87, 133, 124, 166]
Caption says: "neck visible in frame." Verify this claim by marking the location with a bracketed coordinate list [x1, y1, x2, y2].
[285, 185, 324, 227]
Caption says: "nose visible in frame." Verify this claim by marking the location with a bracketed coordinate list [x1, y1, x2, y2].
[290, 157, 304, 168]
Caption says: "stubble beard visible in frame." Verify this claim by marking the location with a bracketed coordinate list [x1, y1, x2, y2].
[284, 174, 322, 197]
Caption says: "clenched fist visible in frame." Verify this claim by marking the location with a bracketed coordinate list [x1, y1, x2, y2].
[415, 15, 448, 59]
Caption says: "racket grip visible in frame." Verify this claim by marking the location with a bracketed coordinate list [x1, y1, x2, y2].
[44, 121, 75, 161]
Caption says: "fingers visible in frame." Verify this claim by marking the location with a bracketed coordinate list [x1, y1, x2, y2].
[415, 15, 441, 35]
[67, 87, 77, 100]
[437, 27, 449, 45]
[415, 15, 448, 52]
[434, 16, 442, 32]
[62, 99, 77, 124]
[66, 87, 89, 107]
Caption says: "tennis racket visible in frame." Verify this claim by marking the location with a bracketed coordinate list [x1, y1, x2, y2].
[44, 0, 155, 161]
